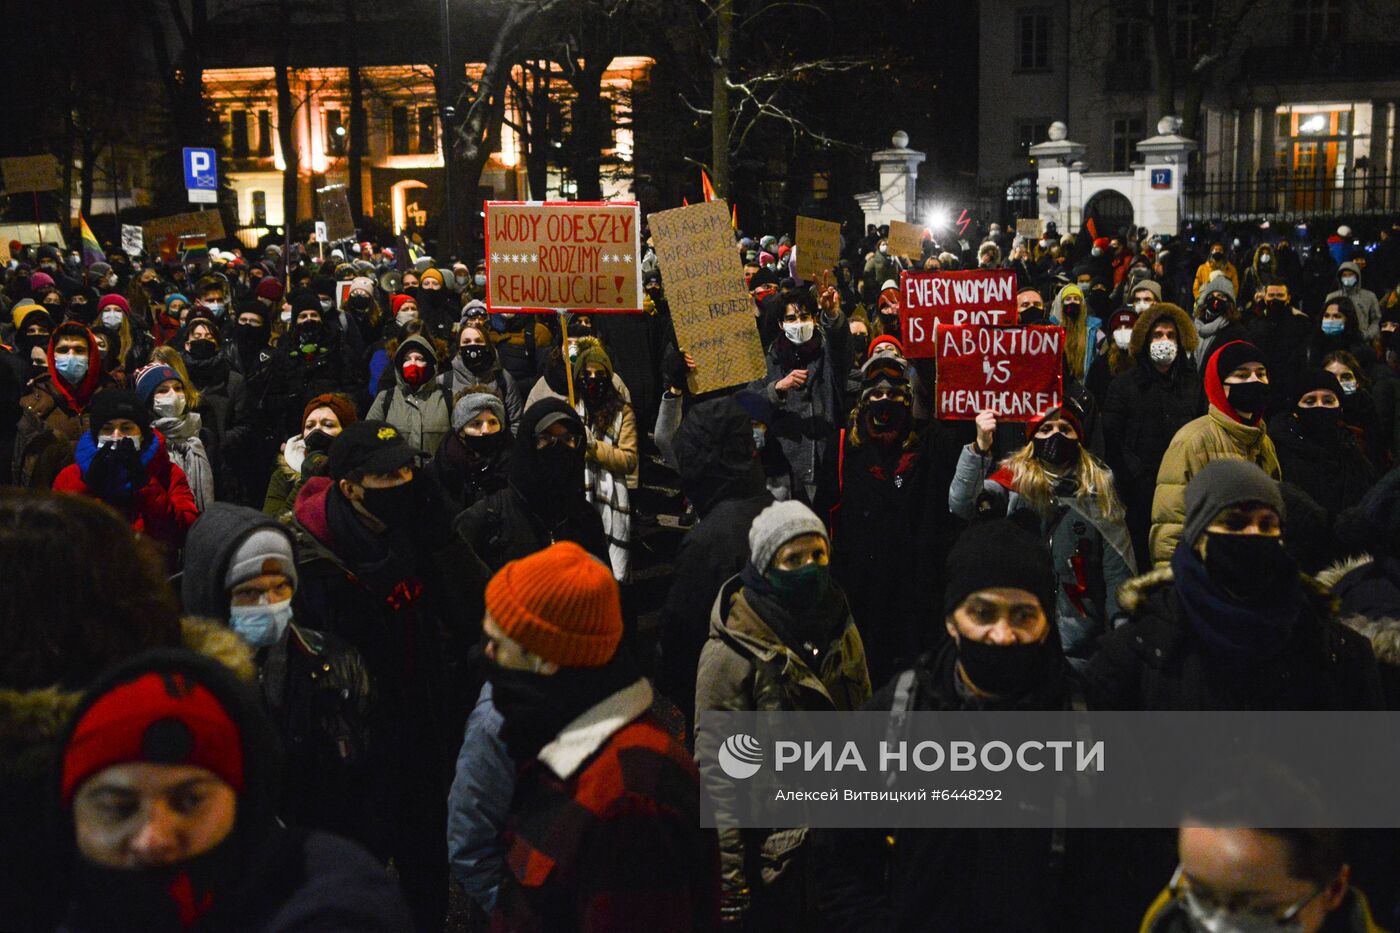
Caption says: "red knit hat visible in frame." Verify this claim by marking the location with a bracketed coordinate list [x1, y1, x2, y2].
[61, 671, 244, 804]
[96, 293, 129, 314]
[1025, 401, 1086, 442]
[391, 293, 416, 316]
[485, 541, 622, 668]
[255, 277, 285, 302]
[867, 334, 906, 360]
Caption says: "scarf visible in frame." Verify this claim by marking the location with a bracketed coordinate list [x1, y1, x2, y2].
[153, 412, 213, 511]
[739, 563, 848, 660]
[488, 650, 642, 761]
[74, 431, 160, 501]
[1170, 544, 1302, 668]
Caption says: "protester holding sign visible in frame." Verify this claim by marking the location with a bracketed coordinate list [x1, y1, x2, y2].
[949, 402, 1136, 663]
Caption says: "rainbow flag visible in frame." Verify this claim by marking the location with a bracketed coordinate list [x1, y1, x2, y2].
[180, 234, 209, 269]
[79, 214, 103, 268]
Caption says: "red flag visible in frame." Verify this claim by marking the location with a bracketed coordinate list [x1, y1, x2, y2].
[700, 170, 716, 203]
[682, 196, 689, 207]
[1085, 217, 1099, 240]
[731, 203, 738, 230]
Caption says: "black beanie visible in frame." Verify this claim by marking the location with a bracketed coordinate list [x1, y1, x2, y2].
[1213, 341, 1265, 382]
[943, 520, 1057, 617]
[87, 389, 152, 442]
[1294, 369, 1344, 404]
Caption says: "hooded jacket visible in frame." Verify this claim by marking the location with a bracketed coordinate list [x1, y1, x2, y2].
[658, 397, 773, 728]
[14, 323, 112, 489]
[1049, 285, 1103, 382]
[436, 339, 524, 435]
[1191, 278, 1250, 368]
[366, 333, 452, 459]
[1326, 260, 1381, 341]
[181, 503, 384, 854]
[1148, 343, 1281, 566]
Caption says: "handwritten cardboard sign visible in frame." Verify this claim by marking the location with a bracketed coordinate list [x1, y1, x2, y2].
[648, 199, 767, 395]
[142, 208, 226, 244]
[886, 220, 924, 260]
[121, 224, 144, 258]
[795, 215, 841, 280]
[1016, 218, 1045, 238]
[935, 324, 1064, 421]
[317, 184, 356, 243]
[485, 201, 642, 312]
[899, 269, 1018, 358]
[1, 155, 61, 194]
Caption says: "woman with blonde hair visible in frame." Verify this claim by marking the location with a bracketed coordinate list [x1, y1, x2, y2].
[949, 402, 1136, 664]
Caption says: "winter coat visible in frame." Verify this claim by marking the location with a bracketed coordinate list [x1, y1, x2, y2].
[448, 683, 514, 915]
[183, 350, 251, 501]
[424, 428, 511, 516]
[1191, 258, 1239, 299]
[494, 680, 717, 933]
[437, 351, 525, 435]
[1326, 261, 1382, 340]
[1085, 564, 1385, 710]
[1319, 554, 1400, 709]
[13, 325, 111, 488]
[695, 575, 870, 908]
[366, 334, 454, 461]
[52, 430, 200, 554]
[1140, 886, 1387, 933]
[812, 639, 1156, 933]
[949, 445, 1136, 659]
[1267, 412, 1377, 516]
[824, 424, 965, 686]
[1102, 304, 1204, 557]
[1049, 288, 1103, 384]
[181, 501, 387, 855]
[1245, 304, 1315, 401]
[488, 315, 553, 387]
[758, 310, 850, 493]
[1149, 406, 1281, 566]
[657, 396, 774, 728]
[152, 411, 214, 511]
[0, 617, 252, 933]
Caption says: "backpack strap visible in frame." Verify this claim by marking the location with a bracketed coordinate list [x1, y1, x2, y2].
[882, 668, 919, 790]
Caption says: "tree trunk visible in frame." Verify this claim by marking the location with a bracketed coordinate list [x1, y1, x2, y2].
[80, 124, 97, 223]
[710, 0, 734, 198]
[275, 2, 299, 233]
[524, 63, 551, 198]
[569, 62, 608, 201]
[344, 0, 365, 223]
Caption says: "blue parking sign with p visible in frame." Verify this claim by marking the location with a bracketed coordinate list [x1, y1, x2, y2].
[183, 148, 217, 190]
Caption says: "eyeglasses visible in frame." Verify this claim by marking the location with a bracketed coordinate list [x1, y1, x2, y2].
[536, 433, 581, 450]
[1169, 865, 1321, 927]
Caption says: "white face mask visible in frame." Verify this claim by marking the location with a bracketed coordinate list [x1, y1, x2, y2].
[228, 598, 295, 648]
[783, 320, 815, 344]
[878, 244, 889, 255]
[1341, 275, 1358, 288]
[101, 309, 124, 329]
[320, 298, 335, 313]
[474, 274, 487, 287]
[205, 300, 226, 316]
[280, 310, 292, 324]
[152, 394, 186, 419]
[1113, 328, 1133, 350]
[396, 309, 418, 327]
[97, 434, 125, 449]
[1149, 339, 1178, 365]
[1134, 298, 1154, 313]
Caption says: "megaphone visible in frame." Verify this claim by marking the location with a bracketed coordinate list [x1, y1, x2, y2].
[379, 270, 403, 293]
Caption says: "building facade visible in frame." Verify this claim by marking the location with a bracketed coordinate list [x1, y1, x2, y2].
[978, 0, 1400, 226]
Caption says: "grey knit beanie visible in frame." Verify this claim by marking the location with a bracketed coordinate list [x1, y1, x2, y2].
[225, 527, 298, 593]
[1182, 459, 1284, 550]
[1130, 279, 1162, 301]
[748, 500, 828, 572]
[452, 392, 506, 433]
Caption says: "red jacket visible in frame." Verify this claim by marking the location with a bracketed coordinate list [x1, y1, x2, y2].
[52, 431, 200, 552]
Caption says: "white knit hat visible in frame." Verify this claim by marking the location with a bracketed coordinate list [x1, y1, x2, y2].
[748, 500, 828, 572]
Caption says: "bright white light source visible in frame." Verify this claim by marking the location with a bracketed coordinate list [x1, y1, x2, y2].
[927, 209, 950, 230]
[1301, 115, 1327, 133]
[334, 126, 347, 137]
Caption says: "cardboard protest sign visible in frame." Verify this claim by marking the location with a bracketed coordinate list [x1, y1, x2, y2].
[335, 280, 353, 309]
[886, 220, 924, 259]
[485, 201, 642, 312]
[935, 324, 1064, 421]
[899, 269, 1018, 358]
[795, 215, 841, 280]
[648, 199, 766, 395]
[1016, 218, 1045, 238]
[143, 208, 226, 244]
[121, 224, 144, 258]
[317, 184, 356, 243]
[1, 155, 61, 194]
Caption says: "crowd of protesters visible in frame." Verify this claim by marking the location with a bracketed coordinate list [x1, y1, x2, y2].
[2, 212, 1400, 932]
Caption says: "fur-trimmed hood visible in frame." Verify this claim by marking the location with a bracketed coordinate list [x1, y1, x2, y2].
[1317, 553, 1400, 665]
[1116, 563, 1338, 617]
[1129, 302, 1199, 357]
[0, 616, 254, 753]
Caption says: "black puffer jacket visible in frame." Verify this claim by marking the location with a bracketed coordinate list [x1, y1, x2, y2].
[1267, 411, 1377, 515]
[657, 396, 772, 727]
[424, 427, 511, 516]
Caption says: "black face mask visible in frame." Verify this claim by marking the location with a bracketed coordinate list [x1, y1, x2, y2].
[1204, 532, 1296, 604]
[1225, 380, 1271, 418]
[1200, 297, 1231, 323]
[459, 344, 492, 372]
[1019, 307, 1047, 326]
[187, 338, 218, 361]
[534, 439, 584, 484]
[345, 294, 371, 313]
[1265, 299, 1290, 317]
[17, 332, 50, 357]
[1210, 252, 1225, 263]
[294, 321, 325, 352]
[70, 834, 242, 933]
[1383, 330, 1400, 351]
[1295, 405, 1340, 441]
[580, 374, 610, 406]
[359, 479, 419, 528]
[234, 322, 268, 352]
[486, 653, 639, 761]
[1033, 432, 1079, 467]
[1061, 301, 1082, 318]
[864, 398, 909, 441]
[303, 429, 334, 454]
[68, 302, 97, 325]
[462, 429, 507, 460]
[957, 636, 1047, 697]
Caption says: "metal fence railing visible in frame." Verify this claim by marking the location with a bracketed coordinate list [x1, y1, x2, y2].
[1184, 168, 1400, 224]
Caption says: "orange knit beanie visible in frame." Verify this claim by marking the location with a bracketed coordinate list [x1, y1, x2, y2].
[485, 541, 622, 668]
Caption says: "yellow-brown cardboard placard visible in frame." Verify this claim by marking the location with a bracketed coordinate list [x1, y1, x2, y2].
[318, 184, 357, 243]
[485, 201, 642, 312]
[1016, 218, 1045, 238]
[648, 199, 767, 395]
[143, 209, 227, 244]
[0, 155, 61, 194]
[795, 215, 841, 280]
[887, 219, 924, 260]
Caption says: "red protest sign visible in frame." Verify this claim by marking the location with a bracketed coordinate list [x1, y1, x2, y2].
[484, 201, 642, 313]
[899, 269, 1017, 358]
[935, 324, 1064, 421]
